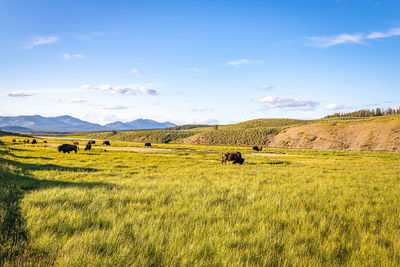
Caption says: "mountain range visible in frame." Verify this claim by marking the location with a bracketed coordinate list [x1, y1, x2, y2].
[0, 115, 176, 133]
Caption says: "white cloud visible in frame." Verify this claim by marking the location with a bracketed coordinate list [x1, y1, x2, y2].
[139, 87, 159, 96]
[325, 103, 353, 110]
[111, 86, 129, 94]
[256, 96, 319, 110]
[8, 91, 35, 97]
[46, 97, 87, 104]
[21, 35, 59, 49]
[228, 59, 250, 66]
[94, 84, 135, 95]
[307, 33, 365, 47]
[98, 104, 130, 110]
[307, 27, 400, 47]
[261, 85, 274, 90]
[190, 108, 215, 112]
[130, 68, 142, 74]
[80, 84, 91, 89]
[99, 84, 112, 90]
[64, 54, 84, 60]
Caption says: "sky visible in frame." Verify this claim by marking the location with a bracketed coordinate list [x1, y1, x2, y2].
[0, 0, 399, 125]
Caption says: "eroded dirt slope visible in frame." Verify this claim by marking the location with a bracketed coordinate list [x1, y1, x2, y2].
[270, 120, 400, 151]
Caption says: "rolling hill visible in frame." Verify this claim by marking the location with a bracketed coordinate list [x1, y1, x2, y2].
[83, 115, 400, 152]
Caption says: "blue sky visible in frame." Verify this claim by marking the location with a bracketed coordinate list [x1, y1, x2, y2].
[0, 0, 399, 125]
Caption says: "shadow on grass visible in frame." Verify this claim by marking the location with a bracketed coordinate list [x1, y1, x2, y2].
[0, 142, 115, 265]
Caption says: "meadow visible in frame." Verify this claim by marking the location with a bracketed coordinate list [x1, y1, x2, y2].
[1, 133, 400, 266]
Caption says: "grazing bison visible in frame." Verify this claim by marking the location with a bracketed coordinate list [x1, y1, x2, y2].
[43, 140, 47, 143]
[103, 141, 110, 146]
[12, 139, 16, 143]
[31, 139, 37, 144]
[73, 141, 79, 145]
[84, 143, 92, 151]
[58, 144, 78, 154]
[144, 142, 151, 147]
[222, 151, 245, 165]
[252, 146, 263, 151]
[23, 139, 30, 143]
[87, 140, 96, 144]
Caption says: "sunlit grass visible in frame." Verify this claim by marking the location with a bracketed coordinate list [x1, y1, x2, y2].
[1, 135, 400, 265]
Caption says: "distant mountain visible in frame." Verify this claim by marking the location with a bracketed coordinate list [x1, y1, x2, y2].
[0, 115, 176, 133]
[0, 126, 34, 133]
[104, 118, 176, 130]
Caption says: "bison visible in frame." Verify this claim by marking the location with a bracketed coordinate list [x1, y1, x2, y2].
[103, 141, 110, 146]
[31, 139, 37, 144]
[12, 139, 16, 143]
[73, 141, 79, 145]
[43, 140, 47, 143]
[58, 144, 78, 153]
[252, 146, 263, 151]
[84, 143, 92, 151]
[222, 151, 245, 165]
[144, 142, 151, 147]
[89, 140, 96, 144]
[23, 139, 29, 143]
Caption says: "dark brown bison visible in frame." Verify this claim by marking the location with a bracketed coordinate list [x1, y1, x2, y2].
[12, 139, 16, 143]
[144, 142, 151, 147]
[58, 144, 78, 153]
[103, 141, 110, 146]
[31, 139, 37, 144]
[23, 139, 30, 143]
[43, 140, 47, 143]
[84, 143, 92, 151]
[88, 140, 96, 144]
[73, 141, 79, 145]
[222, 152, 245, 165]
[252, 146, 262, 151]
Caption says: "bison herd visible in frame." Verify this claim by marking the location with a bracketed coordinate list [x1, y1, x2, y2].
[11, 137, 268, 166]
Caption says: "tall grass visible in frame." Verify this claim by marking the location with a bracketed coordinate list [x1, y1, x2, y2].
[1, 136, 400, 265]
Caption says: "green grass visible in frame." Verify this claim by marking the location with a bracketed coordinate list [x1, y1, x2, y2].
[78, 116, 400, 146]
[1, 134, 400, 265]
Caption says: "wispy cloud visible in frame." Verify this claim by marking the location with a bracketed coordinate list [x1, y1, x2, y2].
[325, 103, 353, 110]
[190, 108, 215, 112]
[72, 32, 105, 40]
[307, 27, 400, 47]
[98, 84, 133, 94]
[130, 68, 143, 74]
[256, 96, 319, 110]
[139, 87, 159, 96]
[80, 85, 91, 89]
[260, 85, 274, 90]
[8, 91, 35, 97]
[228, 59, 250, 67]
[21, 35, 59, 49]
[98, 104, 131, 110]
[64, 54, 85, 60]
[81, 83, 160, 96]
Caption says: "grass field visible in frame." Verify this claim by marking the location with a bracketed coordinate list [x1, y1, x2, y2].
[2, 134, 400, 265]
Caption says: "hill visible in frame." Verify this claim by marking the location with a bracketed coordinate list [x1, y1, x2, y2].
[81, 115, 400, 152]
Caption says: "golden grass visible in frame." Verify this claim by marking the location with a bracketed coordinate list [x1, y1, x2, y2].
[1, 135, 400, 265]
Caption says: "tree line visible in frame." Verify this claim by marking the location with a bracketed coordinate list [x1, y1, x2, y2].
[325, 108, 400, 118]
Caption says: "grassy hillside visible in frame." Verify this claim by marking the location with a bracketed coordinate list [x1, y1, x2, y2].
[79, 118, 309, 145]
[2, 135, 400, 265]
[64, 115, 400, 149]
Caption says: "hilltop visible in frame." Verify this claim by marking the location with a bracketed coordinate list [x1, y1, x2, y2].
[83, 115, 400, 152]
